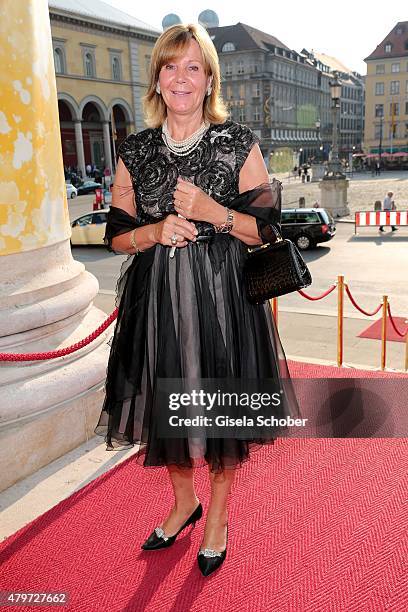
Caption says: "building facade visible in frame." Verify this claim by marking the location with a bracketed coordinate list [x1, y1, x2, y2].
[208, 23, 334, 169]
[49, 0, 160, 177]
[364, 21, 408, 154]
[302, 51, 365, 156]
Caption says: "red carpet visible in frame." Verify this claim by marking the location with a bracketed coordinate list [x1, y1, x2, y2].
[358, 316, 408, 343]
[0, 361, 407, 612]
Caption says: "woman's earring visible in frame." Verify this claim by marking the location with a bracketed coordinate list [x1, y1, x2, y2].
[156, 83, 161, 94]
[206, 86, 212, 97]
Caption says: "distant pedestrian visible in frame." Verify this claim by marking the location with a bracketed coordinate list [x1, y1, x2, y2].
[298, 167, 302, 179]
[379, 191, 398, 232]
[375, 161, 381, 176]
[86, 163, 92, 177]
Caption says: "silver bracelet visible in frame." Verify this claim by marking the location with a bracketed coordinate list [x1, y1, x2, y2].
[214, 208, 234, 233]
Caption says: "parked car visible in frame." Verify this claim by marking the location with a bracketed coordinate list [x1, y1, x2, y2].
[70, 210, 108, 246]
[76, 181, 102, 196]
[66, 183, 77, 199]
[280, 208, 336, 250]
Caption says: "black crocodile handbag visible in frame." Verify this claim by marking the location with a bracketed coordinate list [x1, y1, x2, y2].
[243, 232, 312, 304]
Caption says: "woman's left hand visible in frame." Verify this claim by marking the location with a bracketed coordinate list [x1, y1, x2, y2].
[173, 178, 223, 223]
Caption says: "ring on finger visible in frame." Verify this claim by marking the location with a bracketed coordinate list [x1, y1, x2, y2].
[171, 233, 178, 245]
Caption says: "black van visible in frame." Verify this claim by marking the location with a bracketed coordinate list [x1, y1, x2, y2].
[280, 208, 336, 250]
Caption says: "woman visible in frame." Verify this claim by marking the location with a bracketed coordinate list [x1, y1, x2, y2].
[94, 23, 300, 577]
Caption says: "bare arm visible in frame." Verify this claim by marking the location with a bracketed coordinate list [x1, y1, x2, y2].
[205, 144, 269, 246]
[231, 143, 270, 245]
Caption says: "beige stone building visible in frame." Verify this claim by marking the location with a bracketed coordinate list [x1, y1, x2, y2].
[49, 0, 160, 177]
[364, 21, 408, 154]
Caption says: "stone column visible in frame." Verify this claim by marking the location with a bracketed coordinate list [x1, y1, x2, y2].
[102, 121, 113, 175]
[0, 0, 112, 491]
[74, 120, 86, 179]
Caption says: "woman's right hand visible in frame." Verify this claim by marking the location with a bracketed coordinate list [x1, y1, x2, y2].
[153, 214, 198, 248]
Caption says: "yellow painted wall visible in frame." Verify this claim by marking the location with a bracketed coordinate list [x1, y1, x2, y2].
[51, 21, 155, 118]
[364, 58, 408, 149]
[0, 0, 70, 256]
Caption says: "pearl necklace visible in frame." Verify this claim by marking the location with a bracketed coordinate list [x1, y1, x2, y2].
[162, 119, 210, 156]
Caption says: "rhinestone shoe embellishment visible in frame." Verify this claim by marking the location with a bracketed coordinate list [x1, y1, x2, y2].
[198, 548, 223, 558]
[154, 527, 169, 541]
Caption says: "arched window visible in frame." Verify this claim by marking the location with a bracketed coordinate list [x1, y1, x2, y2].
[84, 52, 95, 77]
[112, 56, 121, 81]
[222, 42, 235, 52]
[54, 47, 64, 73]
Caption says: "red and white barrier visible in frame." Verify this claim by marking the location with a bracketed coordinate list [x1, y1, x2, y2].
[355, 210, 408, 233]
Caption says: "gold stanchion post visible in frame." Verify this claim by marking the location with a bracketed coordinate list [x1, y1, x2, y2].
[337, 275, 344, 367]
[381, 295, 388, 371]
[271, 298, 278, 326]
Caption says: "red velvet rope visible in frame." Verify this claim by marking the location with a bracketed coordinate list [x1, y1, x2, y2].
[387, 303, 408, 338]
[0, 308, 118, 362]
[1, 285, 406, 361]
[344, 285, 382, 317]
[297, 285, 336, 300]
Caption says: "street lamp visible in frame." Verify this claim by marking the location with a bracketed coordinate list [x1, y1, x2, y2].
[325, 71, 345, 178]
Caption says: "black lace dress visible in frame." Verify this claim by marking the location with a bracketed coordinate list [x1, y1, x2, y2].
[94, 120, 301, 472]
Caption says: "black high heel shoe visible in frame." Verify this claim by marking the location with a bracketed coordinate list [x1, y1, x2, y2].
[141, 502, 203, 550]
[197, 523, 228, 576]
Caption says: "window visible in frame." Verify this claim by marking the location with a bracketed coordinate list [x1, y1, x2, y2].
[374, 124, 382, 139]
[297, 212, 320, 223]
[391, 63, 400, 73]
[226, 85, 233, 99]
[112, 56, 121, 81]
[375, 104, 384, 117]
[225, 62, 232, 76]
[390, 81, 400, 95]
[406, 80, 408, 94]
[53, 47, 65, 74]
[253, 83, 260, 97]
[281, 211, 297, 224]
[385, 43, 392, 53]
[405, 123, 408, 137]
[92, 213, 107, 224]
[253, 105, 260, 121]
[406, 101, 408, 115]
[222, 42, 236, 52]
[390, 102, 399, 116]
[389, 123, 397, 138]
[376, 64, 385, 74]
[84, 52, 95, 78]
[238, 107, 246, 122]
[375, 82, 384, 95]
[237, 60, 244, 74]
[145, 54, 151, 77]
[239, 84, 245, 99]
[75, 214, 93, 227]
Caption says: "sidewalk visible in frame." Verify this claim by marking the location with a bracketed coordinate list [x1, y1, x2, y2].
[2, 292, 406, 541]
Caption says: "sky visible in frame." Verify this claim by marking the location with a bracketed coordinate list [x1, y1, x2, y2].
[107, 0, 407, 75]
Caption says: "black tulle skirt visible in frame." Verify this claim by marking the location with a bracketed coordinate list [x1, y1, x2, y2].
[94, 235, 301, 472]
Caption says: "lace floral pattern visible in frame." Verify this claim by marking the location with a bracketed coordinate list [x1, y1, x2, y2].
[116, 120, 260, 232]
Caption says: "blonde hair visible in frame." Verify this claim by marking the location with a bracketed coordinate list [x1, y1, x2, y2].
[143, 23, 228, 128]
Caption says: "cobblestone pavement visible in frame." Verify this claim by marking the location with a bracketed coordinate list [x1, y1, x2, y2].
[272, 171, 408, 219]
